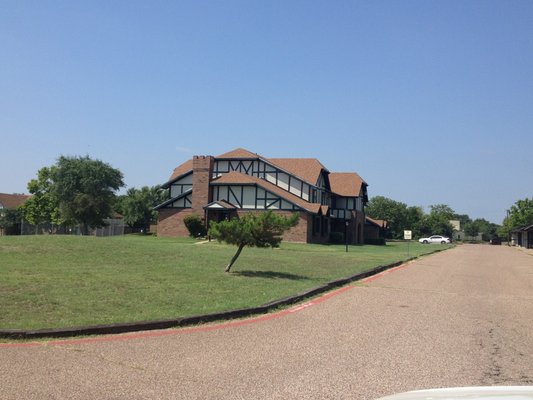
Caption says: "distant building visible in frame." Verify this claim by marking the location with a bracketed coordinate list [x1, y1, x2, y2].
[0, 193, 31, 210]
[0, 193, 31, 235]
[450, 219, 482, 241]
[364, 217, 388, 241]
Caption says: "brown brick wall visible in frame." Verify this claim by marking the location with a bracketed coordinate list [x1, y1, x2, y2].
[306, 214, 332, 244]
[364, 224, 380, 240]
[351, 211, 366, 244]
[284, 212, 310, 243]
[157, 208, 195, 237]
[329, 211, 366, 244]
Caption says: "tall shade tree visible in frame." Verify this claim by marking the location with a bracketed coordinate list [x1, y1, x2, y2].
[21, 166, 64, 227]
[51, 156, 124, 234]
[429, 204, 455, 220]
[115, 186, 167, 232]
[416, 204, 455, 238]
[500, 198, 533, 238]
[23, 156, 124, 234]
[472, 218, 499, 241]
[463, 221, 480, 240]
[209, 211, 299, 272]
[365, 196, 423, 239]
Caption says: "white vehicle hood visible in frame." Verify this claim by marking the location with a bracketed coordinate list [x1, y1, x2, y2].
[377, 386, 533, 400]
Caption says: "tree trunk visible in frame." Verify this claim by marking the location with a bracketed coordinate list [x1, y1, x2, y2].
[225, 242, 245, 272]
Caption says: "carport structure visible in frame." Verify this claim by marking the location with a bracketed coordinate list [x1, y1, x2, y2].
[511, 224, 533, 248]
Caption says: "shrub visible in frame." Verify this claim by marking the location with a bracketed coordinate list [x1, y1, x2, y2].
[364, 238, 386, 245]
[183, 214, 207, 238]
[329, 232, 344, 244]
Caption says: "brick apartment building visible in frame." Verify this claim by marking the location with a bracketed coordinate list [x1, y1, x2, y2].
[155, 148, 369, 244]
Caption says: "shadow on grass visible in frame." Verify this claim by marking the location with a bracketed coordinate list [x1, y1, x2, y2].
[233, 270, 309, 280]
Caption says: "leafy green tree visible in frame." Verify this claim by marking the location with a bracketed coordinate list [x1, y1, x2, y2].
[51, 156, 124, 234]
[415, 204, 455, 238]
[0, 208, 21, 234]
[116, 186, 167, 232]
[23, 156, 124, 234]
[209, 211, 299, 272]
[366, 196, 407, 239]
[463, 221, 480, 240]
[406, 206, 425, 238]
[472, 218, 499, 241]
[429, 204, 455, 220]
[500, 198, 533, 238]
[20, 166, 65, 227]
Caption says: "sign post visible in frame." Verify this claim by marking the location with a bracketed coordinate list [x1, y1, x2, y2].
[404, 230, 412, 257]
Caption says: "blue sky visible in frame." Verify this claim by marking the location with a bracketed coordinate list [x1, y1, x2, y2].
[1, 1, 532, 223]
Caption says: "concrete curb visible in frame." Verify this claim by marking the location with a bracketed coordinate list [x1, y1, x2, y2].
[0, 255, 425, 340]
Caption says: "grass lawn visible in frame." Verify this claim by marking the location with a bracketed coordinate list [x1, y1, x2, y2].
[0, 235, 452, 330]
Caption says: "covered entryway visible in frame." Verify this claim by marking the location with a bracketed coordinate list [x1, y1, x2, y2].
[204, 200, 237, 227]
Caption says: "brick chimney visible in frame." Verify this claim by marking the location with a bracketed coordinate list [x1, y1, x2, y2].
[191, 155, 214, 214]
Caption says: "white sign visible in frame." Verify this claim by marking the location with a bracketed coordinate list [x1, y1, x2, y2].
[404, 230, 412, 240]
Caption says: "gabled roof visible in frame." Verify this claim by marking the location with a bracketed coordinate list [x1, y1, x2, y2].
[212, 171, 322, 214]
[366, 216, 388, 229]
[204, 200, 237, 210]
[329, 172, 367, 197]
[268, 158, 328, 186]
[153, 189, 192, 210]
[216, 148, 328, 186]
[216, 148, 260, 159]
[167, 159, 193, 183]
[164, 148, 366, 198]
[511, 223, 533, 232]
[0, 193, 31, 209]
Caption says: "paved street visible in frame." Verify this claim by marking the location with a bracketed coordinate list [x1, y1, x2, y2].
[2, 245, 533, 400]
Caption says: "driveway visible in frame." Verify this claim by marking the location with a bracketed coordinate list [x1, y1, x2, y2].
[1, 245, 533, 399]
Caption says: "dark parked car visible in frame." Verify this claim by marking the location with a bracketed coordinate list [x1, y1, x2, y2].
[490, 237, 502, 245]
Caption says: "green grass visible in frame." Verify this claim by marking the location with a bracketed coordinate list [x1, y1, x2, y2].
[0, 235, 451, 330]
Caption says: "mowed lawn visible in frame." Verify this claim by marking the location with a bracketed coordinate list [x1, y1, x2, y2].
[0, 235, 451, 330]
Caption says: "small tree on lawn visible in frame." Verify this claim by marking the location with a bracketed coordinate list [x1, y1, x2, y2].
[208, 211, 299, 272]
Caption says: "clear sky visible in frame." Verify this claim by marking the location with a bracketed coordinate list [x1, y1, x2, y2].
[1, 1, 532, 224]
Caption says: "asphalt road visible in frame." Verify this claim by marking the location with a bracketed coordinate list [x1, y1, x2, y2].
[2, 245, 533, 400]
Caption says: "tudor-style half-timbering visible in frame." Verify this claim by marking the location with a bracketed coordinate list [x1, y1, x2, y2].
[155, 148, 368, 244]
[213, 158, 320, 204]
[169, 173, 192, 198]
[212, 185, 301, 211]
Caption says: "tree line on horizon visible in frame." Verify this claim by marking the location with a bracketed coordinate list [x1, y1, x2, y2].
[366, 196, 506, 241]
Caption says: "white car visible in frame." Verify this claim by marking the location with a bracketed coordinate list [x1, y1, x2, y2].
[419, 235, 450, 244]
